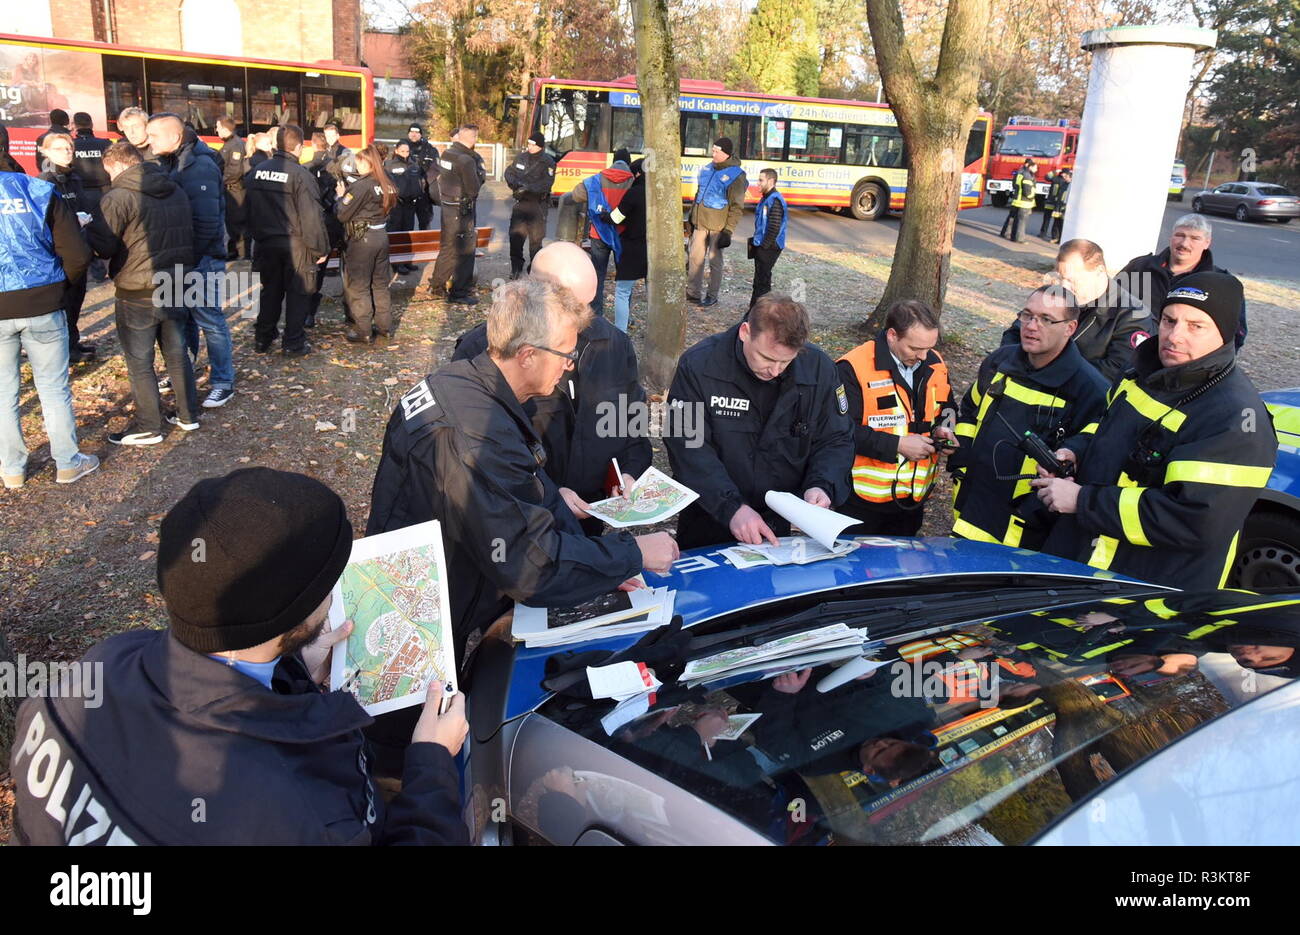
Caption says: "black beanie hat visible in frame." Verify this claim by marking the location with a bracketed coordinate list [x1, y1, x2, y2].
[1163, 270, 1243, 345]
[157, 468, 353, 653]
[528, 131, 545, 148]
[714, 137, 734, 156]
[612, 147, 632, 169]
[408, 123, 423, 134]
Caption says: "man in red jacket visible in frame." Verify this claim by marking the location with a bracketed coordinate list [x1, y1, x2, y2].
[570, 148, 635, 317]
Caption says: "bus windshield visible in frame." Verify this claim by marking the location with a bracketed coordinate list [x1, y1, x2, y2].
[998, 128, 1064, 158]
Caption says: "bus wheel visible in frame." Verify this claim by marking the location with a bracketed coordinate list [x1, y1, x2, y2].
[991, 192, 1008, 208]
[850, 181, 888, 221]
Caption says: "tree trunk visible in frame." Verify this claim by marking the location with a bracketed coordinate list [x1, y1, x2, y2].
[0, 630, 16, 764]
[864, 0, 989, 328]
[632, 0, 688, 391]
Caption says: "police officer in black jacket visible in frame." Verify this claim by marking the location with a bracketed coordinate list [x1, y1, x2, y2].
[244, 125, 330, 356]
[334, 144, 396, 343]
[431, 124, 484, 305]
[36, 129, 94, 361]
[215, 116, 247, 259]
[405, 124, 439, 229]
[367, 277, 679, 661]
[8, 468, 469, 845]
[666, 294, 855, 550]
[384, 140, 423, 274]
[504, 131, 556, 278]
[452, 242, 653, 532]
[70, 113, 109, 216]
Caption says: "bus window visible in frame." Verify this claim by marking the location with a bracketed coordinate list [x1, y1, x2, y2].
[103, 54, 145, 134]
[756, 116, 786, 161]
[681, 114, 713, 156]
[146, 60, 245, 133]
[611, 107, 644, 154]
[682, 113, 756, 158]
[787, 120, 843, 163]
[964, 120, 987, 169]
[249, 68, 299, 132]
[542, 87, 607, 154]
[303, 73, 363, 136]
[844, 125, 905, 168]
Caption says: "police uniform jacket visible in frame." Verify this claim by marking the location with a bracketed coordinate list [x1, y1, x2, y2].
[453, 315, 653, 503]
[243, 149, 330, 287]
[504, 148, 557, 202]
[367, 353, 644, 649]
[8, 629, 467, 845]
[219, 133, 247, 191]
[1043, 338, 1277, 589]
[335, 174, 389, 228]
[949, 341, 1108, 550]
[1001, 281, 1153, 384]
[666, 323, 854, 547]
[436, 141, 482, 213]
[384, 154, 424, 202]
[72, 129, 111, 193]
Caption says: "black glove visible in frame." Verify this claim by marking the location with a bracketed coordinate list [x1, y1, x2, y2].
[715, 230, 732, 250]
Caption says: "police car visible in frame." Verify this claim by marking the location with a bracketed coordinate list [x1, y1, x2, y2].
[465, 538, 1300, 845]
[1232, 389, 1300, 589]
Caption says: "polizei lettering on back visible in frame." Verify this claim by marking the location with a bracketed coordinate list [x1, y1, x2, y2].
[254, 169, 289, 183]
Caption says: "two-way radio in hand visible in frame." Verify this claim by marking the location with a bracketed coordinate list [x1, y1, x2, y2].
[994, 410, 1075, 479]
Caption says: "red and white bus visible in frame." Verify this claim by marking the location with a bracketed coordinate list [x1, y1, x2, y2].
[528, 75, 992, 221]
[1, 32, 373, 172]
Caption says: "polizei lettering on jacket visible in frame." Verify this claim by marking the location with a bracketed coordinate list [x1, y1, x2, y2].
[254, 169, 289, 183]
[710, 395, 750, 416]
[15, 710, 139, 846]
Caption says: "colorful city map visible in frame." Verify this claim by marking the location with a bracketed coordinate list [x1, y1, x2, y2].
[329, 521, 456, 715]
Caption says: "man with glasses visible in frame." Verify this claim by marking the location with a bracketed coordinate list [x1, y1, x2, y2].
[947, 285, 1108, 549]
[367, 277, 679, 666]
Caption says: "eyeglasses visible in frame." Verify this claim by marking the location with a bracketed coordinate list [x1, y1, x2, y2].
[1017, 310, 1069, 327]
[531, 343, 579, 363]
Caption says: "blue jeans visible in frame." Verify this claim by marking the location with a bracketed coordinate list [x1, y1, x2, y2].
[183, 255, 235, 390]
[0, 310, 81, 474]
[614, 279, 636, 333]
[589, 239, 612, 317]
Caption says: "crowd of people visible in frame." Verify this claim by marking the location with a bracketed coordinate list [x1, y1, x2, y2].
[2, 118, 1283, 845]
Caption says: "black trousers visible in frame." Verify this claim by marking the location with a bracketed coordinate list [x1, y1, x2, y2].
[509, 197, 548, 277]
[388, 199, 416, 235]
[342, 228, 392, 336]
[1001, 206, 1031, 242]
[1038, 207, 1054, 236]
[115, 296, 197, 434]
[224, 188, 246, 256]
[1050, 214, 1064, 242]
[837, 494, 926, 537]
[750, 245, 782, 309]
[62, 271, 88, 349]
[432, 205, 476, 298]
[253, 242, 312, 351]
[415, 194, 434, 230]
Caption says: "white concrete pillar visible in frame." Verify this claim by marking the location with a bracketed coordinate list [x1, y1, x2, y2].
[1063, 25, 1217, 274]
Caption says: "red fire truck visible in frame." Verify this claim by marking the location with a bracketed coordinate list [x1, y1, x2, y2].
[985, 116, 1079, 207]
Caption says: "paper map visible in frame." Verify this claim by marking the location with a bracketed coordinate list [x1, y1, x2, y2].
[586, 467, 698, 528]
[328, 520, 456, 716]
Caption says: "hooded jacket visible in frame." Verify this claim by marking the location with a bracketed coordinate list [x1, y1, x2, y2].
[155, 131, 226, 260]
[570, 163, 635, 243]
[87, 161, 193, 297]
[8, 629, 467, 845]
[1043, 338, 1277, 589]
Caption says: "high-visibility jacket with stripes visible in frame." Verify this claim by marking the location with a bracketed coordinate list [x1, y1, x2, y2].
[1042, 339, 1277, 589]
[836, 335, 952, 505]
[948, 341, 1109, 550]
[1010, 168, 1036, 209]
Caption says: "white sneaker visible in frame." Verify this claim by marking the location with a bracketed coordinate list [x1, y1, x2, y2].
[57, 453, 101, 484]
[109, 430, 164, 446]
[203, 387, 234, 408]
[167, 415, 200, 431]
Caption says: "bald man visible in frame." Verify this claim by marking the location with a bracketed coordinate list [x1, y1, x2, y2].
[452, 242, 653, 531]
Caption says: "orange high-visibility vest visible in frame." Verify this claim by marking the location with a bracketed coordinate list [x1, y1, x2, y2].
[839, 340, 950, 504]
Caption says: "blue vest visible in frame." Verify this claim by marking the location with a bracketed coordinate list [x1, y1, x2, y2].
[695, 161, 746, 211]
[583, 174, 622, 261]
[0, 173, 67, 294]
[754, 190, 788, 249]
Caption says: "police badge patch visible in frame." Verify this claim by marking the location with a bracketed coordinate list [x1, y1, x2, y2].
[836, 384, 848, 415]
[342, 192, 354, 205]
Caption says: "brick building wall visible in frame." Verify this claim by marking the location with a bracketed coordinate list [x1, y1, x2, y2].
[32, 0, 362, 65]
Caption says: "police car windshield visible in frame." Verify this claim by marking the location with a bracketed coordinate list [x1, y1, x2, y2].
[998, 129, 1063, 158]
[537, 590, 1300, 845]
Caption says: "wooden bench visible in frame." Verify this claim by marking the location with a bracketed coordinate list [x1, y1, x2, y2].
[325, 227, 494, 270]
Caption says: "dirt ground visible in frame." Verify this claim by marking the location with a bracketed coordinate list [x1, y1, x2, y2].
[2, 218, 1297, 836]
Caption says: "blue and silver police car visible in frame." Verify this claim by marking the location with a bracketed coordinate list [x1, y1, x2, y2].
[1232, 389, 1300, 589]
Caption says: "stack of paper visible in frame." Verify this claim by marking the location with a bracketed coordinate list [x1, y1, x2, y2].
[682, 623, 870, 686]
[514, 586, 677, 648]
[720, 536, 859, 568]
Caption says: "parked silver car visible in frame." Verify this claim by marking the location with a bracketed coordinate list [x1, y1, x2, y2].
[1192, 181, 1300, 222]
